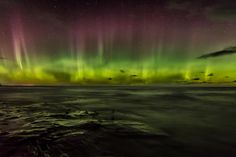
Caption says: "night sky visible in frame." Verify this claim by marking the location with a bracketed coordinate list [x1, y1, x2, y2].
[0, 0, 236, 84]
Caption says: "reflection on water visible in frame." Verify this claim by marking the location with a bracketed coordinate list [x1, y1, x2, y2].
[0, 86, 236, 157]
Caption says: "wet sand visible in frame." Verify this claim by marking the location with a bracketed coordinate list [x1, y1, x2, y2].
[0, 86, 235, 157]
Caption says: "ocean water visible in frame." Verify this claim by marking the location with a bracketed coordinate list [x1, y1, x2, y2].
[0, 86, 235, 157]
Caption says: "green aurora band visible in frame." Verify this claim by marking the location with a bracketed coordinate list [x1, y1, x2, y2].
[1, 53, 236, 85]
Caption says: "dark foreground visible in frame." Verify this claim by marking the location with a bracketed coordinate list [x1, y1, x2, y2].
[0, 86, 235, 157]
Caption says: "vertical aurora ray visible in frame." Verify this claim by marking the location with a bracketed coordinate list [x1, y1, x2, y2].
[97, 34, 104, 64]
[11, 15, 30, 70]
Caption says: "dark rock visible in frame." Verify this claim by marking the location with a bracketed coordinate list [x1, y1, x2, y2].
[208, 73, 214, 76]
[120, 70, 125, 73]
[192, 78, 200, 80]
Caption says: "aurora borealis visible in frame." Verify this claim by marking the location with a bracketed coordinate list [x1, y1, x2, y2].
[0, 0, 236, 84]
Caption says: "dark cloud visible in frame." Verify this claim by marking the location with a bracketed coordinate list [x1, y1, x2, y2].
[166, 0, 236, 20]
[207, 4, 236, 20]
[197, 47, 236, 59]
